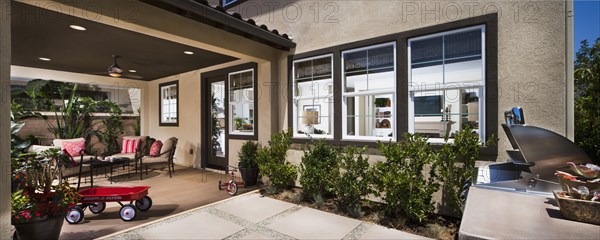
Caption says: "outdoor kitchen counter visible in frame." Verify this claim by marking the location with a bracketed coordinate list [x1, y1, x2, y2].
[459, 186, 600, 239]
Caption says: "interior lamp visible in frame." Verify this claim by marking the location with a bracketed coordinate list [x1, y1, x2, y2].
[303, 110, 319, 134]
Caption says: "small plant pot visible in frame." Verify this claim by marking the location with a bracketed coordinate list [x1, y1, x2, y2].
[553, 191, 600, 225]
[13, 214, 65, 240]
[239, 166, 259, 187]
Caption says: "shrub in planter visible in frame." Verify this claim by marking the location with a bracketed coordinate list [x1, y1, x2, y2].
[438, 126, 494, 216]
[373, 133, 440, 223]
[257, 130, 297, 192]
[299, 140, 340, 201]
[238, 140, 259, 186]
[334, 146, 372, 217]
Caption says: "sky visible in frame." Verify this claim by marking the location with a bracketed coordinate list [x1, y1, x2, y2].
[574, 0, 600, 51]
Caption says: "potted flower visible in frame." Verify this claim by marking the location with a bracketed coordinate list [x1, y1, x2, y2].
[11, 149, 80, 240]
[238, 141, 259, 186]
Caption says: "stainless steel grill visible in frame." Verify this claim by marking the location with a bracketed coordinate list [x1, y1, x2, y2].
[477, 107, 592, 194]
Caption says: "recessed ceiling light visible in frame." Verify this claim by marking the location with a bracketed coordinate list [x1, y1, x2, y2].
[184, 51, 194, 55]
[129, 70, 137, 73]
[69, 25, 86, 31]
[38, 57, 51, 61]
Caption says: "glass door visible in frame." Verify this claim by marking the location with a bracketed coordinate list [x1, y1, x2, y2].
[205, 79, 227, 170]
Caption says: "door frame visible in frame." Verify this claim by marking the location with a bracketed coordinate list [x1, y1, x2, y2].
[202, 76, 228, 170]
[201, 62, 258, 171]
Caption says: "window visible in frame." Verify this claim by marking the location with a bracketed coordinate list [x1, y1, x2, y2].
[292, 55, 334, 138]
[229, 69, 255, 135]
[408, 25, 485, 142]
[159, 81, 178, 126]
[342, 42, 396, 141]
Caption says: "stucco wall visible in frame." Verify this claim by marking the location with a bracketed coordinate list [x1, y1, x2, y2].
[231, 0, 568, 161]
[1, 0, 12, 238]
[147, 60, 277, 168]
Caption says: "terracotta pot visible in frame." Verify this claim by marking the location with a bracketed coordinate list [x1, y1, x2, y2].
[13, 214, 65, 240]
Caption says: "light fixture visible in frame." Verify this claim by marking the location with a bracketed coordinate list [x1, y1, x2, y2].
[303, 110, 320, 134]
[38, 57, 51, 61]
[69, 25, 86, 31]
[108, 55, 123, 78]
[128, 70, 137, 73]
[184, 51, 194, 55]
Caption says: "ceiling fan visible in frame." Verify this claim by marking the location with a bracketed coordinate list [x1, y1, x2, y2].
[93, 55, 143, 80]
[108, 55, 124, 77]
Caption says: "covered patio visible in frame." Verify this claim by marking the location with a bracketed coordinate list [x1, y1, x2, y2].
[2, 0, 293, 239]
[59, 166, 257, 239]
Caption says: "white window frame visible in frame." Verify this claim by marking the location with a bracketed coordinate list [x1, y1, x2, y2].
[292, 54, 335, 139]
[159, 82, 178, 125]
[407, 25, 486, 144]
[228, 69, 255, 136]
[341, 42, 397, 141]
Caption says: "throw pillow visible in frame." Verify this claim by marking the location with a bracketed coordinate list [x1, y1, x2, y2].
[149, 140, 163, 156]
[62, 139, 85, 157]
[121, 138, 141, 154]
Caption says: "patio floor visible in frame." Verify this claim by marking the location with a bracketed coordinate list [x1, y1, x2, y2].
[59, 166, 257, 240]
[99, 192, 428, 240]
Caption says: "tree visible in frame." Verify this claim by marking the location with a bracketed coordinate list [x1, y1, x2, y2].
[575, 38, 600, 165]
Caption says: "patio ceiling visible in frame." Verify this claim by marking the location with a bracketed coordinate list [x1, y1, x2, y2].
[11, 1, 239, 81]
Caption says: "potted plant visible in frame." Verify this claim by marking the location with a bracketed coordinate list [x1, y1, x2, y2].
[554, 162, 600, 225]
[11, 149, 80, 240]
[234, 117, 244, 131]
[238, 140, 259, 186]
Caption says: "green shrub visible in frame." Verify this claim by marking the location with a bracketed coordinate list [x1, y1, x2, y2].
[257, 130, 297, 192]
[299, 140, 340, 201]
[373, 133, 439, 223]
[238, 140, 259, 168]
[574, 38, 600, 165]
[438, 126, 494, 216]
[334, 146, 372, 217]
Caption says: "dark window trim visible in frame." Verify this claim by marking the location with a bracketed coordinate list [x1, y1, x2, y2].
[159, 80, 179, 127]
[202, 62, 259, 140]
[290, 54, 335, 139]
[287, 13, 498, 153]
[219, 0, 248, 9]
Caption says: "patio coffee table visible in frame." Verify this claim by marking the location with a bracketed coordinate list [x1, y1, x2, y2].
[90, 157, 131, 187]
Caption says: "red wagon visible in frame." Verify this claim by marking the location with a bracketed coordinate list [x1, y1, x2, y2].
[65, 186, 152, 223]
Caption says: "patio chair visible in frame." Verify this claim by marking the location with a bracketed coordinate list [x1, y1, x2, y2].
[139, 137, 178, 179]
[106, 136, 149, 172]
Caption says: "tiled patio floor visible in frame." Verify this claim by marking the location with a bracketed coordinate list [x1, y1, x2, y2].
[59, 166, 256, 240]
[100, 193, 428, 240]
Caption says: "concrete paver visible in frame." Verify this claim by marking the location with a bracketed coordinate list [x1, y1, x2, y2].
[138, 212, 244, 239]
[360, 224, 428, 239]
[102, 193, 431, 240]
[266, 207, 362, 239]
[239, 231, 277, 239]
[215, 194, 295, 223]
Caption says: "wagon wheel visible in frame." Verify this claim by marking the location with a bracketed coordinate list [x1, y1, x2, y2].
[135, 196, 153, 212]
[119, 204, 137, 221]
[65, 206, 84, 224]
[227, 180, 238, 196]
[89, 202, 106, 214]
[218, 180, 222, 190]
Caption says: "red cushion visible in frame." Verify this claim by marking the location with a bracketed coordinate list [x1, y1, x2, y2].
[121, 138, 140, 154]
[149, 140, 163, 156]
[62, 140, 85, 157]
